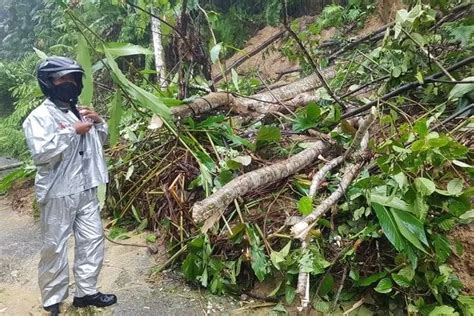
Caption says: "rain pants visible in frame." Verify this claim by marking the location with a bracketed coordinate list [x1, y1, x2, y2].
[23, 98, 109, 307]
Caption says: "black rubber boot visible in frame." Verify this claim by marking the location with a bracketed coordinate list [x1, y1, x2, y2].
[44, 303, 60, 315]
[72, 292, 117, 308]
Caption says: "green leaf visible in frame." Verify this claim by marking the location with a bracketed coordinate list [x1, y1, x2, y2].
[318, 273, 334, 296]
[356, 271, 387, 287]
[256, 125, 281, 143]
[398, 265, 415, 281]
[414, 118, 428, 137]
[108, 91, 123, 146]
[104, 47, 172, 121]
[182, 253, 201, 280]
[433, 234, 451, 264]
[292, 102, 321, 132]
[102, 42, 153, 57]
[76, 34, 93, 105]
[415, 194, 429, 220]
[250, 243, 269, 281]
[210, 42, 222, 64]
[449, 76, 474, 100]
[450, 25, 474, 47]
[285, 286, 296, 304]
[392, 273, 411, 288]
[374, 278, 393, 294]
[460, 210, 474, 221]
[313, 300, 330, 313]
[415, 177, 436, 196]
[447, 178, 463, 196]
[429, 305, 459, 316]
[372, 203, 405, 251]
[458, 295, 474, 316]
[297, 196, 313, 216]
[370, 193, 413, 213]
[270, 241, 291, 270]
[392, 208, 428, 252]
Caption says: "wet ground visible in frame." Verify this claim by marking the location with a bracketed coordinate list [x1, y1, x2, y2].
[0, 196, 248, 315]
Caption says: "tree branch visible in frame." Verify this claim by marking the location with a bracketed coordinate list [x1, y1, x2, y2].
[192, 141, 329, 226]
[341, 55, 474, 120]
[281, 0, 346, 110]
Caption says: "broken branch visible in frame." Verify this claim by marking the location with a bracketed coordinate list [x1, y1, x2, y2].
[192, 141, 329, 226]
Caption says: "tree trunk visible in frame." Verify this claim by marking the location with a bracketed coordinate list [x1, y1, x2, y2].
[151, 9, 166, 88]
[192, 141, 330, 227]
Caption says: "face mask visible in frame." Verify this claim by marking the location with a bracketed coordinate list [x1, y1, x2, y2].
[51, 82, 80, 104]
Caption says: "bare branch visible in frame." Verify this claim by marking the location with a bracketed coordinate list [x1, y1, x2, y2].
[281, 0, 346, 110]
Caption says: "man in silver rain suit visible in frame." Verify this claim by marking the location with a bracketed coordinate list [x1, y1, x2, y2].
[22, 56, 117, 315]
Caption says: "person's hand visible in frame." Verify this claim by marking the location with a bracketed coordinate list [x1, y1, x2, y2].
[79, 107, 102, 123]
[73, 121, 93, 135]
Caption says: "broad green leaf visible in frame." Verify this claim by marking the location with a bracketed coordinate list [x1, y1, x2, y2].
[392, 273, 411, 288]
[182, 254, 201, 280]
[76, 34, 93, 105]
[450, 25, 474, 47]
[108, 91, 123, 146]
[372, 203, 405, 251]
[270, 241, 291, 270]
[392, 172, 408, 190]
[227, 155, 252, 170]
[449, 76, 474, 100]
[313, 300, 330, 313]
[460, 210, 474, 221]
[414, 119, 428, 136]
[414, 194, 429, 220]
[271, 303, 287, 314]
[104, 47, 172, 121]
[429, 305, 459, 316]
[297, 196, 313, 216]
[285, 286, 296, 304]
[210, 42, 222, 63]
[318, 273, 334, 296]
[292, 102, 321, 132]
[414, 177, 436, 196]
[370, 193, 413, 213]
[356, 271, 387, 286]
[447, 178, 463, 196]
[374, 278, 393, 294]
[458, 295, 474, 316]
[398, 265, 415, 281]
[433, 234, 451, 264]
[392, 208, 428, 252]
[251, 244, 269, 281]
[102, 42, 153, 57]
[256, 125, 281, 145]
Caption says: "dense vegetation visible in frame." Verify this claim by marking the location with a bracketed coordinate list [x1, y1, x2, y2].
[0, 0, 473, 314]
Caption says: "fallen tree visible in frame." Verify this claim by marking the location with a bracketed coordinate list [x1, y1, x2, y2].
[103, 2, 474, 313]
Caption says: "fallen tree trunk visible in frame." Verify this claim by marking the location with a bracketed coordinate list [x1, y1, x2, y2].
[171, 67, 336, 118]
[192, 141, 330, 226]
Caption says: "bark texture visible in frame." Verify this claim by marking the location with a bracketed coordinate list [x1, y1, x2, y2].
[192, 141, 329, 225]
[171, 67, 336, 118]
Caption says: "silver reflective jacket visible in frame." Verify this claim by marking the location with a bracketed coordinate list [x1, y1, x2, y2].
[23, 99, 109, 202]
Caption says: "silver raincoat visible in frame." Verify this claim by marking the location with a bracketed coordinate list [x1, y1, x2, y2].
[23, 99, 108, 202]
[23, 98, 109, 307]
